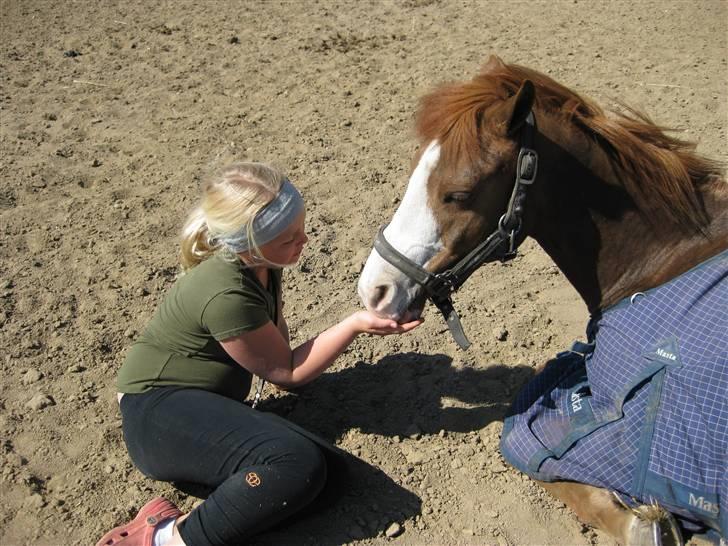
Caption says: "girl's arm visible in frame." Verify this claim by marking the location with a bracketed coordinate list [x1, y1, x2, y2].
[277, 315, 290, 345]
[275, 279, 290, 344]
[276, 301, 290, 344]
[220, 311, 421, 389]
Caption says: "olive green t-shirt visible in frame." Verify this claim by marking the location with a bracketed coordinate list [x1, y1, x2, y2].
[116, 255, 280, 400]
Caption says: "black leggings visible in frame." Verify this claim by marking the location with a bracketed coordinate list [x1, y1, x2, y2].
[120, 387, 328, 545]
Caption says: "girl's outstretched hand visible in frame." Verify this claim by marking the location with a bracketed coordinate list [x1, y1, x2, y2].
[348, 310, 423, 336]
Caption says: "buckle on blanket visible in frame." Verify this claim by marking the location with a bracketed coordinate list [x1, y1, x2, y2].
[556, 340, 595, 360]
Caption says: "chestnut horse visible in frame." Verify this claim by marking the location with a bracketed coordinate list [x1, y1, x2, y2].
[357, 56, 727, 545]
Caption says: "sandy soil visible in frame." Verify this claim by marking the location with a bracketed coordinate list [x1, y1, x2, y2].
[1, 1, 726, 545]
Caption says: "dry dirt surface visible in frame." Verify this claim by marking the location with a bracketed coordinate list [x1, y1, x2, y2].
[1, 1, 726, 545]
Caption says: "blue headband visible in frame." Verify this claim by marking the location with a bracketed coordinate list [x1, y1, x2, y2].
[220, 179, 304, 253]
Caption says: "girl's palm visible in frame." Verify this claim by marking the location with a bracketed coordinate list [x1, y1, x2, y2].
[353, 310, 423, 335]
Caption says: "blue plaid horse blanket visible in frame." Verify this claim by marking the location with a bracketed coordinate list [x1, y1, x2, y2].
[501, 250, 727, 535]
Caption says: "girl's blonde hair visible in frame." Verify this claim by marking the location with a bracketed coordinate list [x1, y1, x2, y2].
[180, 162, 287, 270]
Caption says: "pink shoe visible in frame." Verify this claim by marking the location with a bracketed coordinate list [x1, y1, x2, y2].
[96, 497, 182, 546]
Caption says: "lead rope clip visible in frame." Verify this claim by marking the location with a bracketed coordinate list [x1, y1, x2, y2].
[250, 376, 266, 409]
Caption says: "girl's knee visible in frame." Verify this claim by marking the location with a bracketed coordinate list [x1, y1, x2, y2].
[287, 437, 327, 494]
[257, 435, 327, 509]
[245, 433, 327, 487]
[252, 438, 326, 514]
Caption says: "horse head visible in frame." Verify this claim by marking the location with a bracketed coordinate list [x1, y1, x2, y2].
[358, 56, 537, 325]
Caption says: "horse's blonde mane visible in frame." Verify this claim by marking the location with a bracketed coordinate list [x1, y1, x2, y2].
[416, 61, 724, 231]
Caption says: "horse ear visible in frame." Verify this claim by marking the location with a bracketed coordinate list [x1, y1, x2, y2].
[482, 54, 505, 74]
[506, 80, 535, 136]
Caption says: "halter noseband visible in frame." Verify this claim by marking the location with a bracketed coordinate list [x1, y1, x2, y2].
[374, 112, 538, 350]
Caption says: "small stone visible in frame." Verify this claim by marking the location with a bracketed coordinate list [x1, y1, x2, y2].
[66, 364, 85, 373]
[385, 522, 402, 538]
[404, 423, 421, 438]
[490, 462, 507, 473]
[91, 159, 102, 167]
[494, 327, 508, 341]
[21, 369, 43, 385]
[450, 458, 463, 469]
[125, 485, 141, 497]
[24, 493, 45, 509]
[228, 36, 239, 44]
[26, 393, 54, 410]
[25, 339, 42, 350]
[63, 49, 81, 58]
[462, 528, 474, 536]
[402, 446, 425, 465]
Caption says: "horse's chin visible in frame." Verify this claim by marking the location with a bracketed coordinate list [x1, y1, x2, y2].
[368, 296, 425, 323]
[399, 295, 426, 323]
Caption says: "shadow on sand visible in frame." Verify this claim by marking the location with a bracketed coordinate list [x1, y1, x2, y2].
[242, 352, 535, 545]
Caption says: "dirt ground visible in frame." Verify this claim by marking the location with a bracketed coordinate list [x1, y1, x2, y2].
[0, 1, 726, 545]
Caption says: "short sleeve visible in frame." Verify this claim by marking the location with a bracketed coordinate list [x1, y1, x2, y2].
[202, 289, 272, 340]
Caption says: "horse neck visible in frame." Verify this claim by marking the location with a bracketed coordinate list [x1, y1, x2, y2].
[525, 114, 728, 314]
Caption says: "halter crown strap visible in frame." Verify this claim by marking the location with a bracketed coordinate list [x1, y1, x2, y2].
[418, 111, 538, 292]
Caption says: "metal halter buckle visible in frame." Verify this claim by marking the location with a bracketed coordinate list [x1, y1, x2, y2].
[498, 214, 520, 260]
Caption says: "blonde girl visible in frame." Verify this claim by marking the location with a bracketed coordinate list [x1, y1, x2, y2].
[97, 162, 421, 546]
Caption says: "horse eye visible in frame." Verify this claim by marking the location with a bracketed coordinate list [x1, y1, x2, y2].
[444, 191, 471, 204]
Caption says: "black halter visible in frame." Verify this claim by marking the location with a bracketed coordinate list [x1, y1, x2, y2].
[373, 112, 538, 350]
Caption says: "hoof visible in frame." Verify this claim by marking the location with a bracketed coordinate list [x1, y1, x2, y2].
[625, 504, 683, 546]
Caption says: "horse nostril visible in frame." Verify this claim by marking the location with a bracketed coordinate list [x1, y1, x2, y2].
[372, 285, 389, 307]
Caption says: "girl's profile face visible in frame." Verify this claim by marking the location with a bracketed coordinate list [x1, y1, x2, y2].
[259, 210, 308, 266]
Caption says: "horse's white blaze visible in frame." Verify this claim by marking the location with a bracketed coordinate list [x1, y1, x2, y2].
[358, 140, 443, 319]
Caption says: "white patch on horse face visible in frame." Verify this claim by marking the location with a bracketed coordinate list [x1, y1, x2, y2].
[358, 141, 443, 319]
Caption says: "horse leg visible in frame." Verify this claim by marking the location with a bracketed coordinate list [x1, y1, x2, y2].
[537, 480, 637, 544]
[537, 480, 686, 546]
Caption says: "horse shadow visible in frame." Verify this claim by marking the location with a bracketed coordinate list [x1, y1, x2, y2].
[244, 352, 535, 545]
